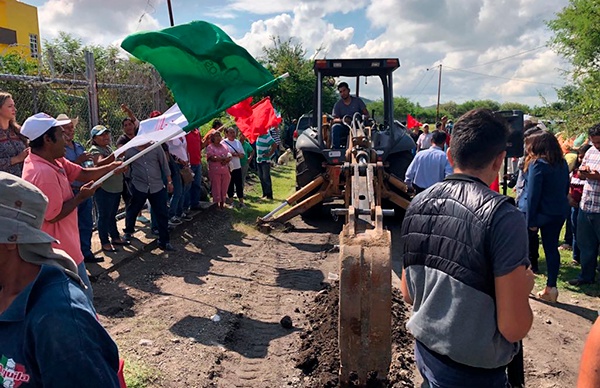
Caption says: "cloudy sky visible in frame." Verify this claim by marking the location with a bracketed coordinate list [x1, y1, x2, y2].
[27, 0, 570, 107]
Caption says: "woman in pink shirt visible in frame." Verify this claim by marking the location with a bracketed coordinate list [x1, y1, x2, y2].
[206, 131, 232, 209]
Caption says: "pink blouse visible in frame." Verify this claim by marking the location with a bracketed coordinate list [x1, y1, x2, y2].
[206, 143, 231, 175]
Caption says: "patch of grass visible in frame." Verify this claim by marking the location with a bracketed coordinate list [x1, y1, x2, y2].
[229, 163, 296, 230]
[123, 358, 160, 388]
[533, 225, 600, 299]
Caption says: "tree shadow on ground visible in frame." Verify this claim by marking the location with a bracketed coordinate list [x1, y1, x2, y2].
[93, 209, 248, 318]
[170, 311, 299, 358]
[532, 297, 599, 322]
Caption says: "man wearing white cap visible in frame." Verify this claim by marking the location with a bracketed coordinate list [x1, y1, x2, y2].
[60, 113, 101, 264]
[0, 172, 120, 388]
[20, 113, 123, 303]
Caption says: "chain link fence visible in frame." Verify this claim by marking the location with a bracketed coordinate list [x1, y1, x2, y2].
[0, 44, 170, 144]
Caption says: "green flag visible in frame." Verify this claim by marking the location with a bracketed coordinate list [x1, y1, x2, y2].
[121, 21, 279, 131]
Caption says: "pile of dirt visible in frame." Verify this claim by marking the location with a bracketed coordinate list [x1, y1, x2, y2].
[295, 283, 415, 387]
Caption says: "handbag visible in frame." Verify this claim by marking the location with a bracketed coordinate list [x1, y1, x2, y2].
[180, 165, 195, 185]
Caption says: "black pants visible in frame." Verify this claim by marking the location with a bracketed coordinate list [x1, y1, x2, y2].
[528, 228, 539, 271]
[124, 186, 169, 245]
[228, 168, 244, 199]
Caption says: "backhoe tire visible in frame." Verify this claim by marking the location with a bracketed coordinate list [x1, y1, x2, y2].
[384, 150, 414, 218]
[295, 149, 325, 218]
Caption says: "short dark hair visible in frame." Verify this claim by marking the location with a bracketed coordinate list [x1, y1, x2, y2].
[450, 109, 509, 170]
[579, 144, 592, 156]
[527, 130, 564, 167]
[431, 130, 447, 146]
[524, 121, 538, 131]
[122, 118, 135, 126]
[212, 119, 223, 129]
[588, 123, 600, 138]
[524, 126, 542, 139]
[29, 126, 59, 150]
[338, 82, 349, 90]
[435, 121, 442, 129]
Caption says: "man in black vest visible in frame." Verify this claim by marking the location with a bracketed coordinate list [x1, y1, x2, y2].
[400, 108, 535, 388]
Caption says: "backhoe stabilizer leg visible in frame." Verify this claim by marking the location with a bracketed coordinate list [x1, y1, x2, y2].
[257, 175, 326, 226]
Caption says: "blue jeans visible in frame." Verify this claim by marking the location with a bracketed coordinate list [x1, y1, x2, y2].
[415, 341, 508, 388]
[184, 164, 202, 209]
[125, 187, 170, 246]
[77, 261, 94, 306]
[572, 207, 581, 263]
[169, 163, 184, 219]
[577, 210, 600, 282]
[331, 123, 350, 149]
[94, 188, 121, 246]
[539, 217, 565, 287]
[75, 191, 94, 259]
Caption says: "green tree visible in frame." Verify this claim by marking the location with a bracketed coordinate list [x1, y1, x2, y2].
[499, 102, 531, 112]
[547, 0, 600, 133]
[260, 37, 337, 123]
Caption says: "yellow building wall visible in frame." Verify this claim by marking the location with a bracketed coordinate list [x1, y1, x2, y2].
[0, 0, 40, 58]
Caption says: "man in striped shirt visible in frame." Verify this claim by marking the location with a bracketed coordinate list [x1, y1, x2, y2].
[256, 132, 277, 199]
[570, 123, 600, 286]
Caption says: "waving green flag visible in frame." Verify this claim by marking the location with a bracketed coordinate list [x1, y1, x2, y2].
[121, 21, 279, 131]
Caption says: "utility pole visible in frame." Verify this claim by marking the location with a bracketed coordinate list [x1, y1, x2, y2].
[435, 64, 442, 123]
[167, 0, 175, 26]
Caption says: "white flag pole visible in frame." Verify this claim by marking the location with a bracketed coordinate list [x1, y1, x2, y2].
[91, 127, 186, 189]
[93, 73, 290, 189]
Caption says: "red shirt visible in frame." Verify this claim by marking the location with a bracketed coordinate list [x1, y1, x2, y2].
[186, 129, 202, 165]
[22, 154, 84, 264]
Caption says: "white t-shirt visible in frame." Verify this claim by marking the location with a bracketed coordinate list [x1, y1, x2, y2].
[222, 138, 245, 170]
[417, 132, 433, 150]
[167, 137, 188, 162]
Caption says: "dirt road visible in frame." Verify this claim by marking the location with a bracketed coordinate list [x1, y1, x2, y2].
[94, 207, 595, 388]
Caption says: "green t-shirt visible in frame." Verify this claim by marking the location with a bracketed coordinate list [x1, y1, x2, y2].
[89, 145, 123, 193]
[240, 140, 253, 166]
[256, 133, 275, 163]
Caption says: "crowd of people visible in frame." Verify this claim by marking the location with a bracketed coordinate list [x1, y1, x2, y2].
[400, 109, 600, 387]
[3, 81, 600, 387]
[0, 91, 284, 282]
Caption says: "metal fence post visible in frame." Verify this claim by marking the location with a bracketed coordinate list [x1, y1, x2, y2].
[32, 86, 38, 112]
[85, 51, 99, 128]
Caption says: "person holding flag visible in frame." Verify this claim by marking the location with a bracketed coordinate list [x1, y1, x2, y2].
[20, 113, 125, 303]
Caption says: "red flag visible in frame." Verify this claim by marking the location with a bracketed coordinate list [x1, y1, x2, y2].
[235, 97, 282, 143]
[226, 97, 253, 118]
[407, 114, 422, 129]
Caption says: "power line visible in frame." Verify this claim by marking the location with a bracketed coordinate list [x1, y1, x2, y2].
[444, 65, 560, 87]
[411, 66, 438, 98]
[407, 69, 429, 95]
[461, 45, 547, 69]
[136, 0, 156, 31]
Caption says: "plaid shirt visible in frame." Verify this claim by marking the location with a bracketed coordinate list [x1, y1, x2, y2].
[580, 146, 600, 213]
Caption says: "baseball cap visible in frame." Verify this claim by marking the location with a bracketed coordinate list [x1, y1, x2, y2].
[90, 125, 110, 138]
[21, 113, 71, 141]
[0, 172, 81, 284]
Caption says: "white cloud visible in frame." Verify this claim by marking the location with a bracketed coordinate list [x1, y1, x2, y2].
[39, 0, 164, 46]
[236, 3, 354, 59]
[35, 0, 570, 107]
[226, 0, 369, 15]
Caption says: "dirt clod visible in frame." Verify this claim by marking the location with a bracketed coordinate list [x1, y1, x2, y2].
[281, 315, 294, 329]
